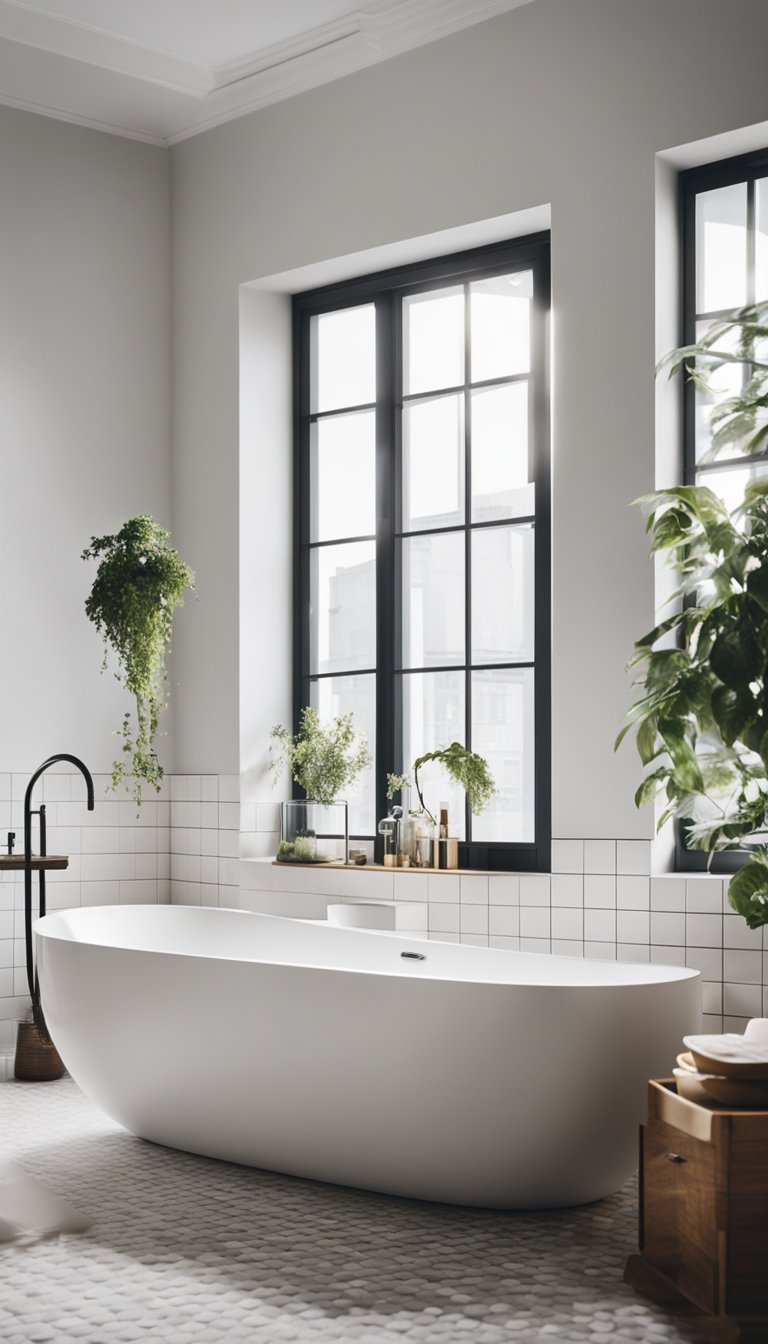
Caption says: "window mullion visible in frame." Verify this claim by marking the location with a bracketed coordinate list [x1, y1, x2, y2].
[463, 280, 472, 848]
[374, 292, 396, 859]
[293, 309, 311, 786]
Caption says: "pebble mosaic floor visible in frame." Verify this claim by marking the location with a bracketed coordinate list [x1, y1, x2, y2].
[0, 1078, 708, 1344]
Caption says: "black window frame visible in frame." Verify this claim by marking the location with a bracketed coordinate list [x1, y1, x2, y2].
[293, 234, 551, 872]
[678, 147, 768, 872]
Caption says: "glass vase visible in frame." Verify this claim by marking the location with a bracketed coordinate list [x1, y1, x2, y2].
[277, 800, 324, 864]
[408, 810, 436, 869]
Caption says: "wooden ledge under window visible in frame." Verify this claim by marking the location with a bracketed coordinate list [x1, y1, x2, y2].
[270, 860, 521, 877]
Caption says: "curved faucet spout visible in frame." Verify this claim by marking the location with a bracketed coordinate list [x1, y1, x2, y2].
[24, 753, 95, 818]
[24, 753, 95, 1016]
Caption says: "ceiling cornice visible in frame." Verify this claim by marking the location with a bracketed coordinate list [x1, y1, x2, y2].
[0, 0, 212, 94]
[0, 0, 537, 146]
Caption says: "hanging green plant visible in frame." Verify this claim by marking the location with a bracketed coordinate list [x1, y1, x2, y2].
[82, 516, 195, 804]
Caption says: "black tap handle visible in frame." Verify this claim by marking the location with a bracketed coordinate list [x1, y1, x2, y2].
[7, 832, 14, 855]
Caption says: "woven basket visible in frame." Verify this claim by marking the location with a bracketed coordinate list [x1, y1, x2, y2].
[14, 1021, 65, 1082]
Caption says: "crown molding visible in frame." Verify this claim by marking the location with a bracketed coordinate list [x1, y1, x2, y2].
[0, 0, 537, 146]
[0, 86, 167, 144]
[168, 0, 537, 145]
[0, 0, 212, 95]
[166, 30, 382, 146]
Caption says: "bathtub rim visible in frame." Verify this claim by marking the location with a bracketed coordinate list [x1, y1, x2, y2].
[34, 904, 702, 992]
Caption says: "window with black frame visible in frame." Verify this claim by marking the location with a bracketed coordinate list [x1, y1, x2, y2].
[679, 149, 768, 871]
[293, 237, 550, 871]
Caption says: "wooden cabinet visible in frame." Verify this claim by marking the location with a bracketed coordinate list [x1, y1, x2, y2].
[625, 1080, 768, 1342]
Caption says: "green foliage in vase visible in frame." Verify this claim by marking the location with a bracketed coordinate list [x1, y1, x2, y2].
[82, 516, 194, 805]
[276, 837, 319, 864]
[618, 302, 768, 928]
[410, 743, 495, 823]
[270, 707, 371, 807]
[386, 772, 413, 801]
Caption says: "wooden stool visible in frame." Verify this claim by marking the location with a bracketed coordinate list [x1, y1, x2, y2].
[625, 1078, 768, 1342]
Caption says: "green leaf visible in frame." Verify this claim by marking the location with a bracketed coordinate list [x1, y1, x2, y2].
[728, 860, 768, 929]
[710, 684, 756, 748]
[634, 767, 668, 809]
[710, 624, 763, 689]
[633, 612, 686, 650]
[746, 564, 768, 614]
[657, 718, 704, 794]
[636, 715, 660, 765]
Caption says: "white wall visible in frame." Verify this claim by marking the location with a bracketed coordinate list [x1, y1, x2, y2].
[169, 0, 768, 841]
[0, 105, 171, 774]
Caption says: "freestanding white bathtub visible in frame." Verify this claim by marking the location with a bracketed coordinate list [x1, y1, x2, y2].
[35, 905, 701, 1209]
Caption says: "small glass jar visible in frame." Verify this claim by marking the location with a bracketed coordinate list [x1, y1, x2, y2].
[409, 812, 435, 869]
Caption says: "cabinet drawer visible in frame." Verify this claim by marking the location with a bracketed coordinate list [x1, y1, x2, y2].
[642, 1118, 719, 1313]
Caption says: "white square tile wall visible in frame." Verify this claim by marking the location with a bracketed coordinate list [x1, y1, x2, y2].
[170, 775, 242, 909]
[6, 797, 766, 1056]
[0, 770, 171, 1050]
[235, 836, 768, 1036]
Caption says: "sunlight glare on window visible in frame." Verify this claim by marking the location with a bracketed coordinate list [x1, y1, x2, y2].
[310, 410, 376, 541]
[696, 183, 747, 313]
[312, 304, 375, 413]
[402, 394, 464, 530]
[403, 286, 464, 395]
[470, 271, 531, 381]
[471, 382, 532, 521]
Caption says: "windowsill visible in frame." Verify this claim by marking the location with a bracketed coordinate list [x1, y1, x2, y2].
[269, 860, 522, 877]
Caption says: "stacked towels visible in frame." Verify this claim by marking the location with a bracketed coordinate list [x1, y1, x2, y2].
[674, 1018, 768, 1107]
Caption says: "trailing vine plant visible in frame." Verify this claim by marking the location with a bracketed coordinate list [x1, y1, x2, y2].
[389, 744, 495, 824]
[82, 516, 194, 805]
[618, 301, 768, 928]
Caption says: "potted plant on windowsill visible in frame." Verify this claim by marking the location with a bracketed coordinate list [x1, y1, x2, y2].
[270, 707, 371, 863]
[618, 300, 768, 928]
[385, 743, 495, 869]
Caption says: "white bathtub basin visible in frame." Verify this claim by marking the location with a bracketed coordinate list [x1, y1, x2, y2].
[35, 904, 701, 1209]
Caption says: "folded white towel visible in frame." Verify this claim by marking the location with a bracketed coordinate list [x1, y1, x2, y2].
[0, 1159, 91, 1242]
[684, 1033, 768, 1065]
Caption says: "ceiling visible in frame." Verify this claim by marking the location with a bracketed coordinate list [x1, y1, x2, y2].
[0, 0, 535, 146]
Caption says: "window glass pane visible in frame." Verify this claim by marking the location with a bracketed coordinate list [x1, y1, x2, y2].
[401, 532, 465, 669]
[694, 320, 747, 464]
[471, 382, 532, 521]
[311, 674, 376, 836]
[310, 410, 375, 542]
[311, 305, 375, 413]
[471, 669, 534, 843]
[402, 670, 466, 840]
[697, 461, 768, 517]
[402, 393, 464, 531]
[403, 286, 464, 395]
[757, 178, 768, 302]
[696, 183, 747, 314]
[472, 524, 534, 664]
[310, 541, 376, 675]
[470, 271, 531, 382]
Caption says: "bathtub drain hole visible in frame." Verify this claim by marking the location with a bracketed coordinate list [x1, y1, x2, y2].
[400, 951, 426, 961]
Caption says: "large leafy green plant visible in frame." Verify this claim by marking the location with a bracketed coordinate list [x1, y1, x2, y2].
[270, 707, 371, 806]
[83, 516, 194, 804]
[619, 302, 768, 928]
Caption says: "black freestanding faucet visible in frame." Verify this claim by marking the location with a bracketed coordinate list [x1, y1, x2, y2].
[24, 754, 94, 1030]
